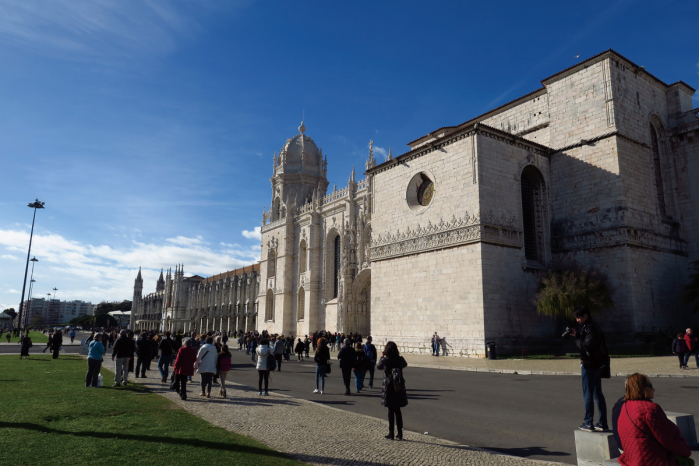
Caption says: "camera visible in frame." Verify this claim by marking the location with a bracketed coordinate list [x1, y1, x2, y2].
[562, 327, 574, 338]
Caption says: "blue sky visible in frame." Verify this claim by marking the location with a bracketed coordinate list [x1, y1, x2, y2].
[0, 0, 697, 311]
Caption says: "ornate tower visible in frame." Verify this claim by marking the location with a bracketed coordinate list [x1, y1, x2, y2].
[156, 269, 165, 292]
[129, 268, 143, 329]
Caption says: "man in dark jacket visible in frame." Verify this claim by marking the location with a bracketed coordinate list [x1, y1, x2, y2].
[135, 334, 150, 378]
[337, 338, 357, 396]
[570, 306, 608, 433]
[158, 331, 175, 383]
[364, 336, 378, 388]
[111, 329, 133, 387]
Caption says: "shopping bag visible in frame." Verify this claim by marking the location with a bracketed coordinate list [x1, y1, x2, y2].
[97, 373, 103, 387]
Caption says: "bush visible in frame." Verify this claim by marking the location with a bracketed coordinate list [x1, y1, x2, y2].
[534, 268, 614, 319]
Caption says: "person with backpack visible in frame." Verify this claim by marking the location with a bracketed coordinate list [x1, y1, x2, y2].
[672, 333, 689, 369]
[377, 341, 408, 440]
[570, 306, 609, 432]
[337, 338, 356, 396]
[20, 334, 32, 359]
[217, 344, 232, 398]
[364, 336, 378, 388]
[256, 338, 272, 395]
[353, 341, 368, 393]
[195, 336, 217, 398]
[313, 338, 330, 394]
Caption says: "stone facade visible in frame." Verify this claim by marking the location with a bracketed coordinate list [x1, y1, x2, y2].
[130, 49, 699, 357]
[368, 50, 699, 357]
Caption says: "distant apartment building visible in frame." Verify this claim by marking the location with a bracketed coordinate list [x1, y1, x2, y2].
[22, 298, 93, 325]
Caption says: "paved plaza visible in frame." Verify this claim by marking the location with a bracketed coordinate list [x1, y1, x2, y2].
[101, 357, 562, 466]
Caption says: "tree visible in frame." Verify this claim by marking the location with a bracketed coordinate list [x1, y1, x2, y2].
[30, 315, 45, 327]
[94, 313, 118, 328]
[682, 260, 699, 313]
[534, 268, 614, 319]
[2, 308, 17, 320]
[70, 315, 94, 327]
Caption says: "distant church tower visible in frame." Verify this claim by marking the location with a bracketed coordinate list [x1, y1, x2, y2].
[129, 267, 143, 329]
[156, 269, 165, 292]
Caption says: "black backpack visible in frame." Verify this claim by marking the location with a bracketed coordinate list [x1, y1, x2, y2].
[391, 367, 405, 392]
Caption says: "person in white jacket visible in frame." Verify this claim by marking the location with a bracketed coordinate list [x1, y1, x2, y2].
[256, 339, 272, 395]
[196, 336, 217, 398]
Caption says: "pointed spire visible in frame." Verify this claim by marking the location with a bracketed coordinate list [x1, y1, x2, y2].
[366, 140, 377, 170]
[136, 267, 142, 280]
[349, 165, 356, 183]
[387, 147, 393, 161]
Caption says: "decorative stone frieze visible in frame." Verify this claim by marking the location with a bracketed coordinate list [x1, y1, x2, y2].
[551, 207, 687, 255]
[370, 212, 522, 261]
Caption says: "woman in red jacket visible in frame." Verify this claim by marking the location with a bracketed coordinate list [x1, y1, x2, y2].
[618, 373, 691, 466]
[173, 338, 197, 401]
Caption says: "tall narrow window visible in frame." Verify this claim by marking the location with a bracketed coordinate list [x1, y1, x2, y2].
[298, 287, 305, 321]
[265, 289, 274, 321]
[520, 166, 546, 264]
[333, 236, 341, 298]
[650, 125, 666, 217]
[299, 240, 307, 275]
[267, 250, 276, 278]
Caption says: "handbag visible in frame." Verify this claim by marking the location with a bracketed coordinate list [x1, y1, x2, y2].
[268, 353, 277, 371]
[325, 361, 332, 374]
[625, 405, 695, 466]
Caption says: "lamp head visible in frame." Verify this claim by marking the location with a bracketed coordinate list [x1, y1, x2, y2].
[30, 257, 38, 262]
[27, 199, 45, 209]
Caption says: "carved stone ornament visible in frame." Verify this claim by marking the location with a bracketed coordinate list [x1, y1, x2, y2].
[514, 154, 535, 180]
[370, 211, 522, 261]
[267, 236, 279, 250]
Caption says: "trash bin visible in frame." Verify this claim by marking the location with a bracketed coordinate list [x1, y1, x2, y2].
[486, 342, 497, 360]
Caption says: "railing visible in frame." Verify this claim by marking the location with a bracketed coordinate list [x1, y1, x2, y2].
[356, 178, 367, 191]
[261, 217, 285, 233]
[321, 186, 349, 205]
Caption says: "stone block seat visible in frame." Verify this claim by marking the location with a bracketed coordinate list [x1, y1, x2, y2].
[574, 430, 619, 466]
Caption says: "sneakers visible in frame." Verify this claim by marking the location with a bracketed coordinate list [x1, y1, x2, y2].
[264, 391, 270, 396]
[112, 383, 121, 388]
[578, 424, 595, 432]
[258, 391, 263, 395]
[320, 391, 324, 394]
[594, 424, 609, 432]
[313, 389, 319, 394]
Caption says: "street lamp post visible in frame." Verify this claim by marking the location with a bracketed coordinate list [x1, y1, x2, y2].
[16, 199, 45, 330]
[24, 257, 38, 328]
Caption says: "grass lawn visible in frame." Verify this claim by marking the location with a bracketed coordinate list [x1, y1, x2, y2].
[2, 331, 49, 344]
[0, 355, 306, 466]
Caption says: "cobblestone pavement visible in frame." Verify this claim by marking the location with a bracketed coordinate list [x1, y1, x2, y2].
[386, 353, 699, 378]
[101, 358, 563, 466]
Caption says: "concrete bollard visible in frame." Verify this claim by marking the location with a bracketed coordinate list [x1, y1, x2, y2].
[602, 460, 620, 465]
[574, 430, 619, 466]
[666, 412, 698, 447]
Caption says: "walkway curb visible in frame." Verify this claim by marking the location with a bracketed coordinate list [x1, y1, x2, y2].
[408, 363, 698, 378]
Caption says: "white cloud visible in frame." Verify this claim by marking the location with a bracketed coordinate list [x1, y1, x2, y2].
[374, 146, 388, 160]
[166, 235, 204, 246]
[7, 289, 19, 294]
[0, 228, 260, 306]
[242, 227, 261, 241]
[1, 254, 18, 260]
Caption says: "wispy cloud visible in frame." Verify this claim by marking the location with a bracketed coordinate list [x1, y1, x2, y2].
[374, 145, 388, 160]
[0, 1, 241, 62]
[242, 227, 261, 241]
[0, 228, 260, 306]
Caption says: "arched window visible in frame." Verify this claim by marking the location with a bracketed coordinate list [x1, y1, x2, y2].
[299, 240, 307, 274]
[272, 197, 281, 221]
[297, 287, 305, 321]
[265, 289, 274, 321]
[520, 166, 546, 264]
[333, 235, 341, 298]
[267, 250, 276, 278]
[650, 125, 666, 217]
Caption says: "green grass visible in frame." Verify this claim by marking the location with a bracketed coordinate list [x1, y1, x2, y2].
[3, 331, 49, 344]
[0, 355, 306, 466]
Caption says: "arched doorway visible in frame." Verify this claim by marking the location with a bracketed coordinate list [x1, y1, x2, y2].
[349, 268, 371, 335]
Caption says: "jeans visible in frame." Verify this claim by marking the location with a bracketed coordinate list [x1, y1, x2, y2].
[367, 363, 375, 387]
[135, 356, 149, 376]
[201, 373, 214, 394]
[275, 354, 282, 371]
[581, 364, 607, 427]
[258, 370, 269, 392]
[433, 342, 440, 356]
[315, 365, 326, 391]
[86, 358, 102, 387]
[388, 407, 403, 436]
[220, 371, 228, 392]
[341, 367, 352, 392]
[684, 351, 699, 367]
[158, 354, 172, 379]
[678, 353, 686, 367]
[115, 357, 129, 384]
[175, 374, 188, 399]
[353, 369, 366, 391]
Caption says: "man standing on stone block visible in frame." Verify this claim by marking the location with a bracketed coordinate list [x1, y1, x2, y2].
[683, 328, 698, 368]
[570, 306, 608, 433]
